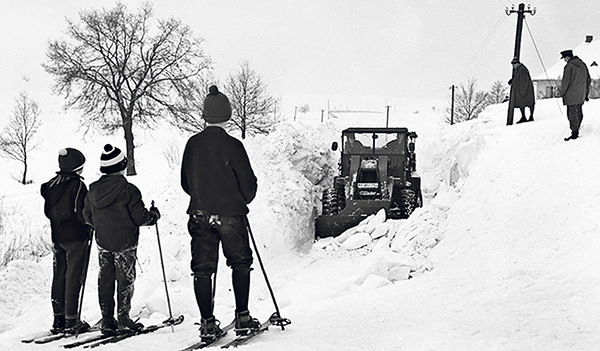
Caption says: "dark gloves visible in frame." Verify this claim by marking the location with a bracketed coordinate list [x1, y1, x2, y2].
[149, 205, 161, 219]
[145, 205, 161, 226]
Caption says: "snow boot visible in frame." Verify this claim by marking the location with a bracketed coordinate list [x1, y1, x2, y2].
[234, 310, 261, 336]
[200, 316, 224, 342]
[101, 316, 118, 335]
[118, 315, 144, 331]
[51, 314, 65, 334]
[516, 117, 528, 124]
[65, 318, 90, 334]
[528, 116, 534, 122]
[564, 131, 579, 141]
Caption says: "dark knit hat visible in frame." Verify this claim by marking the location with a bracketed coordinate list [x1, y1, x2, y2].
[202, 85, 232, 123]
[100, 144, 127, 174]
[58, 148, 85, 172]
[560, 49, 573, 59]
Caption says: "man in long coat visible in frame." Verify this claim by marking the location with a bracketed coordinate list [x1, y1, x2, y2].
[560, 49, 592, 141]
[509, 59, 535, 123]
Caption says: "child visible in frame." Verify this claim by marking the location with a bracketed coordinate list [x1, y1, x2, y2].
[41, 148, 92, 334]
[181, 86, 260, 341]
[83, 144, 160, 334]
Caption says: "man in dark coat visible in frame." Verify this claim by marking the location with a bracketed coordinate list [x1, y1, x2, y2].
[181, 85, 260, 341]
[509, 59, 535, 123]
[83, 144, 160, 334]
[560, 49, 591, 141]
[41, 148, 91, 334]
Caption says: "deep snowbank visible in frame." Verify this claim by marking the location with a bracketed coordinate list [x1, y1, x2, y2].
[1, 97, 600, 350]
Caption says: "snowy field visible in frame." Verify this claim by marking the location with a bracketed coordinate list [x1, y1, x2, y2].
[1, 96, 599, 350]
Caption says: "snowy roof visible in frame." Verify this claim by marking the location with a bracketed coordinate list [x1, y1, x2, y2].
[533, 35, 600, 80]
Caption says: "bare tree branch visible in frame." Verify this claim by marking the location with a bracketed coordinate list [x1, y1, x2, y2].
[0, 92, 41, 184]
[43, 2, 212, 175]
[225, 61, 276, 139]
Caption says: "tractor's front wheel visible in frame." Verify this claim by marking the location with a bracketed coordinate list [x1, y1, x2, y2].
[391, 188, 418, 219]
[321, 188, 339, 215]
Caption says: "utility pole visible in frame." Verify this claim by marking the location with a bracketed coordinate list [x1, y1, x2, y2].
[321, 110, 324, 123]
[450, 85, 455, 125]
[505, 3, 536, 125]
[385, 105, 390, 128]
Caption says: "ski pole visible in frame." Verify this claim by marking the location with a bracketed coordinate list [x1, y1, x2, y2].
[76, 229, 93, 336]
[245, 217, 291, 330]
[151, 201, 175, 332]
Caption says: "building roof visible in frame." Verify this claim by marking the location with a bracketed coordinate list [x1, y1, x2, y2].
[533, 35, 600, 81]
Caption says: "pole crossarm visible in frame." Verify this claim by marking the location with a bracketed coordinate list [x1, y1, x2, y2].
[505, 3, 536, 16]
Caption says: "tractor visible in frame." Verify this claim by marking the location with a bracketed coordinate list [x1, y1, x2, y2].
[315, 127, 422, 238]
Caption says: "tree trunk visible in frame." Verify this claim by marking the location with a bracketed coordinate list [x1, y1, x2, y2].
[21, 158, 27, 185]
[122, 113, 137, 176]
[241, 113, 246, 140]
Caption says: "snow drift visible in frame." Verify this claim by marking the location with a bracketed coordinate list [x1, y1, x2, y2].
[1, 97, 600, 350]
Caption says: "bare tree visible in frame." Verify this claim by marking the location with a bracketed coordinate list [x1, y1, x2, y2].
[0, 92, 41, 184]
[445, 78, 491, 124]
[43, 2, 212, 175]
[224, 61, 276, 139]
[489, 80, 508, 104]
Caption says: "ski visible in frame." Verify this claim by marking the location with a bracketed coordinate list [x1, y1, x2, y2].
[21, 330, 56, 344]
[83, 315, 184, 349]
[63, 332, 115, 349]
[35, 326, 101, 344]
[220, 319, 271, 349]
[178, 320, 235, 351]
[22, 321, 101, 344]
[220, 312, 291, 349]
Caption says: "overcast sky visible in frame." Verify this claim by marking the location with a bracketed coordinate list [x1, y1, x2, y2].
[1, 0, 599, 119]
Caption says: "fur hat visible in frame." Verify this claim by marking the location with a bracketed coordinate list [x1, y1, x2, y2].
[202, 85, 232, 123]
[560, 50, 573, 59]
[100, 144, 127, 174]
[58, 148, 85, 173]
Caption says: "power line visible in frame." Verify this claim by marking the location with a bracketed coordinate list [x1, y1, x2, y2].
[524, 18, 563, 114]
[451, 13, 511, 84]
[495, 0, 511, 8]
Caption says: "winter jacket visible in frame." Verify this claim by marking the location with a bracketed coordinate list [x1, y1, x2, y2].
[41, 173, 89, 244]
[510, 64, 535, 108]
[181, 126, 257, 215]
[561, 56, 591, 106]
[83, 174, 154, 252]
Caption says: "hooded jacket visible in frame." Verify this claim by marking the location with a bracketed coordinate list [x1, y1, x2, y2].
[181, 126, 257, 215]
[83, 174, 153, 252]
[41, 173, 89, 244]
[561, 56, 592, 106]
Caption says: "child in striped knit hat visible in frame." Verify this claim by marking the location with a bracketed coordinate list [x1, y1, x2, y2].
[83, 144, 160, 334]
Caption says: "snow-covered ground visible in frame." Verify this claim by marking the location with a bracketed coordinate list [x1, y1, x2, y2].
[1, 96, 599, 350]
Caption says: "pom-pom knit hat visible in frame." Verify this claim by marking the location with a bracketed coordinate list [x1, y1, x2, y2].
[58, 148, 86, 173]
[202, 85, 232, 123]
[100, 144, 127, 174]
